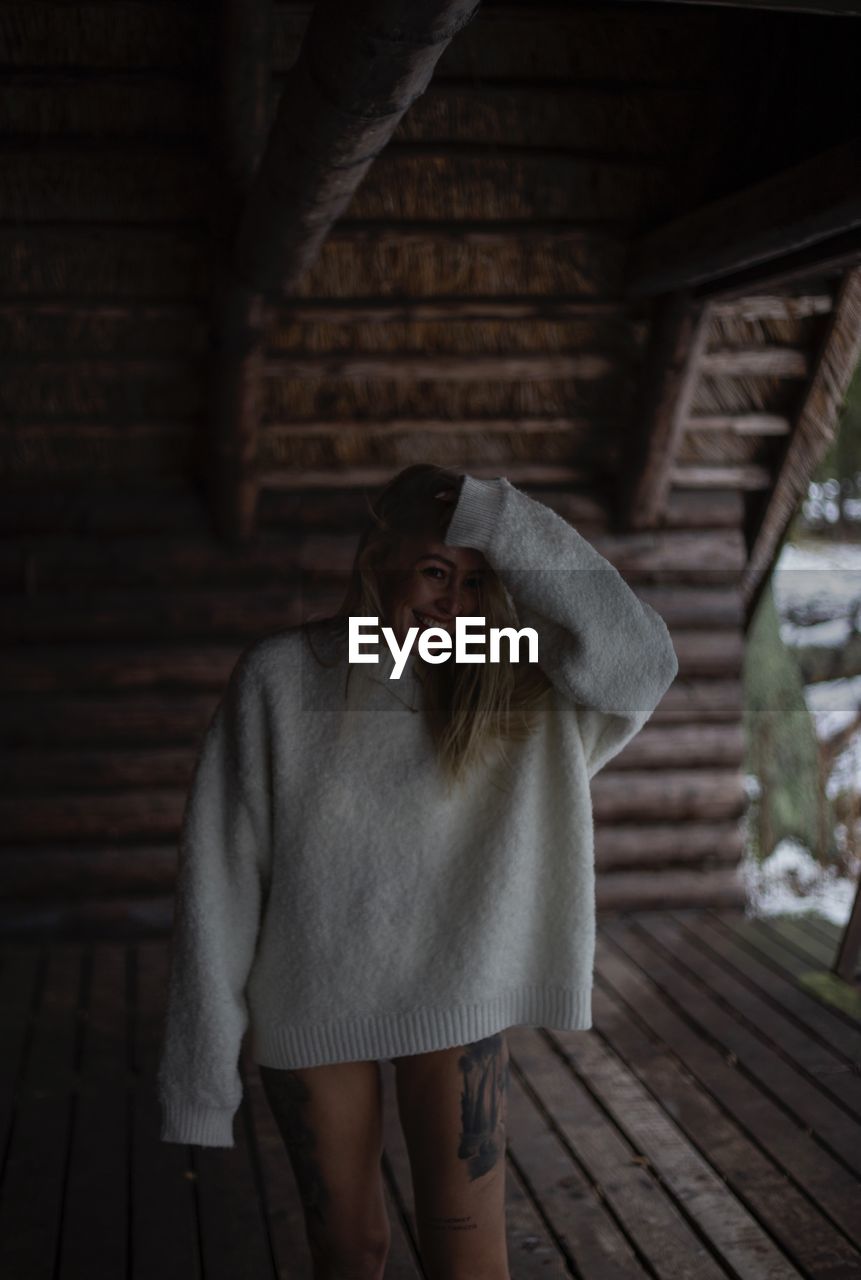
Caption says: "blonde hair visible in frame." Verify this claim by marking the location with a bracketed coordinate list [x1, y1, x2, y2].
[303, 464, 551, 788]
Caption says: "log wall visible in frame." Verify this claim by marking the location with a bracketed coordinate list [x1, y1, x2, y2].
[4, 1, 855, 934]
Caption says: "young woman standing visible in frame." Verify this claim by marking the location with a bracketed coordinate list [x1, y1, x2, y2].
[158, 465, 679, 1279]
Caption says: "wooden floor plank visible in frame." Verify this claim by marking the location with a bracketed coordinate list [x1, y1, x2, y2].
[798, 913, 844, 946]
[244, 1060, 315, 1280]
[131, 941, 200, 1280]
[195, 1055, 277, 1280]
[612, 917, 861, 1178]
[508, 1025, 727, 1280]
[691, 912, 861, 1068]
[58, 945, 129, 1279]
[546, 1022, 800, 1280]
[764, 917, 838, 968]
[596, 929, 861, 1252]
[590, 968, 861, 1279]
[506, 1056, 648, 1278]
[715, 912, 861, 1038]
[0, 944, 80, 1280]
[652, 914, 861, 1118]
[0, 946, 41, 1174]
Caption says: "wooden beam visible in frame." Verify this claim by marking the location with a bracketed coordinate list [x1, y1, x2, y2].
[204, 0, 272, 545]
[627, 140, 861, 297]
[234, 0, 481, 294]
[742, 266, 861, 621]
[261, 352, 614, 380]
[610, 0, 861, 13]
[619, 291, 713, 530]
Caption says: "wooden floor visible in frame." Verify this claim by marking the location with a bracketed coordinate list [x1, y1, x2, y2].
[1, 907, 860, 1279]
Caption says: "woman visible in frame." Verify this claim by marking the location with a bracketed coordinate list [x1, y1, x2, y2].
[157, 464, 679, 1279]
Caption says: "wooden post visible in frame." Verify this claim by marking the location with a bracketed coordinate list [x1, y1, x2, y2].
[204, 0, 272, 544]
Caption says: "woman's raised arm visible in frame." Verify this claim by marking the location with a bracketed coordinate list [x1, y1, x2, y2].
[443, 475, 679, 778]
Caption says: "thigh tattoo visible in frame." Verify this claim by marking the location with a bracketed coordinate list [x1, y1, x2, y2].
[259, 1067, 330, 1225]
[456, 1033, 510, 1181]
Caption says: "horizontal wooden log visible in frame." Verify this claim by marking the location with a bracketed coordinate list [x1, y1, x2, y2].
[0, 227, 209, 300]
[346, 152, 677, 223]
[0, 789, 185, 843]
[594, 820, 745, 870]
[0, 896, 176, 941]
[0, 590, 313, 644]
[0, 590, 744, 648]
[669, 464, 773, 489]
[0, 301, 205, 358]
[274, 7, 728, 84]
[634, 586, 743, 628]
[0, 821, 746, 904]
[698, 348, 808, 378]
[611, 723, 746, 769]
[272, 297, 626, 322]
[652, 679, 743, 723]
[262, 353, 615, 380]
[0, 484, 742, 537]
[0, 694, 217, 748]
[260, 464, 597, 490]
[1, 748, 197, 791]
[591, 769, 747, 822]
[0, 766, 746, 842]
[0, 524, 747, 593]
[0, 865, 749, 939]
[0, 847, 177, 900]
[0, 722, 747, 793]
[393, 81, 717, 157]
[0, 626, 736, 694]
[263, 415, 617, 439]
[596, 867, 746, 913]
[0, 425, 194, 484]
[0, 5, 206, 70]
[0, 369, 202, 422]
[0, 648, 241, 695]
[0, 149, 209, 222]
[624, 0, 861, 14]
[0, 680, 741, 752]
[709, 295, 833, 322]
[682, 414, 790, 436]
[0, 77, 209, 138]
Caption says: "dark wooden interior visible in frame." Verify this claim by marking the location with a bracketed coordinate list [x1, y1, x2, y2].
[3, 0, 861, 935]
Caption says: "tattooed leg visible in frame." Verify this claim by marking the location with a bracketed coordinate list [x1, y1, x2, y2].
[457, 1033, 510, 1181]
[393, 1032, 512, 1279]
[259, 1065, 329, 1226]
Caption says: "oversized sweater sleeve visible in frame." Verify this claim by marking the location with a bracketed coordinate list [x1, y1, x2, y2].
[156, 647, 272, 1148]
[444, 475, 679, 779]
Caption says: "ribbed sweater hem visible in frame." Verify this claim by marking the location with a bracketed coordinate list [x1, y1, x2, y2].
[250, 984, 592, 1068]
[160, 1098, 236, 1147]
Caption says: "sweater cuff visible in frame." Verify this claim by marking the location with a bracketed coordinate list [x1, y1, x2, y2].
[444, 476, 509, 552]
[160, 1098, 236, 1148]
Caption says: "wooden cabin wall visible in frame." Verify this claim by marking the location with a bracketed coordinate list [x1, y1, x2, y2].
[5, 0, 852, 935]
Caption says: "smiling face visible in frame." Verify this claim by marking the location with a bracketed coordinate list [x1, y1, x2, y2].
[377, 534, 489, 647]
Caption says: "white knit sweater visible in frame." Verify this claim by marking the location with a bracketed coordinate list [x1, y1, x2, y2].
[157, 476, 679, 1147]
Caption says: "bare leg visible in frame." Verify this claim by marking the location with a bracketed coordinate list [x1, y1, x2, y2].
[393, 1032, 511, 1280]
[259, 1060, 391, 1280]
